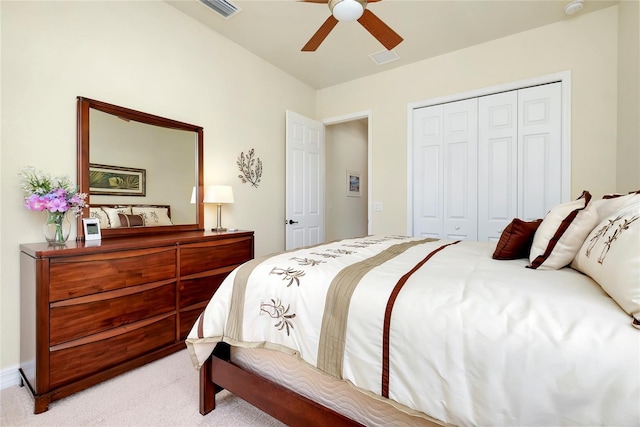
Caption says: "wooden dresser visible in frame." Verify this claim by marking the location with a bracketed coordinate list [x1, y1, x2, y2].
[19, 230, 254, 413]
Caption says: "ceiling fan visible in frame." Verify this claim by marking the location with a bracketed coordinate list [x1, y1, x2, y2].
[301, 0, 403, 52]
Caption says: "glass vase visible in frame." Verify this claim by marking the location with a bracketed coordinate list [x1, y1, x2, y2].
[43, 211, 71, 245]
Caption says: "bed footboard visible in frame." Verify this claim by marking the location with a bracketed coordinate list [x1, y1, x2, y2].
[200, 343, 362, 426]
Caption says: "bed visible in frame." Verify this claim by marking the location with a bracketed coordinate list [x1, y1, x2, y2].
[186, 192, 640, 426]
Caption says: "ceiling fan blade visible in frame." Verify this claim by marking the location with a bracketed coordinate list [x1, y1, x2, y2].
[302, 15, 339, 51]
[357, 8, 403, 50]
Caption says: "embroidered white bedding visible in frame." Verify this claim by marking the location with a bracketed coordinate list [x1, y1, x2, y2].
[186, 236, 639, 426]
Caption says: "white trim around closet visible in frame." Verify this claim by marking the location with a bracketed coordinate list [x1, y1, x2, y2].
[406, 71, 572, 236]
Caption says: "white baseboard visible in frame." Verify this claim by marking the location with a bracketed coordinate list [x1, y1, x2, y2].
[0, 364, 22, 389]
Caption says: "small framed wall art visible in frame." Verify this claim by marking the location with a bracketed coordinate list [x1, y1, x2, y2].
[347, 170, 361, 197]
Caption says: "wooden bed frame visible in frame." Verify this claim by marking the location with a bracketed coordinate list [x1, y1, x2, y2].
[199, 343, 363, 426]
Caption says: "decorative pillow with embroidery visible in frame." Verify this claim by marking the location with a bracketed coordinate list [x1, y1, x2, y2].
[591, 190, 640, 222]
[132, 206, 173, 226]
[529, 191, 600, 270]
[89, 207, 110, 229]
[572, 198, 640, 327]
[492, 218, 543, 260]
[101, 206, 132, 229]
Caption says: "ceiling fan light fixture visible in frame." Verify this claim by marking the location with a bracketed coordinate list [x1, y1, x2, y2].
[330, 0, 365, 22]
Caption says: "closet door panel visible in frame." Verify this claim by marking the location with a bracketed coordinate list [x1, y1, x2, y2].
[518, 82, 562, 220]
[521, 135, 549, 220]
[478, 91, 518, 241]
[413, 105, 444, 238]
[443, 99, 477, 240]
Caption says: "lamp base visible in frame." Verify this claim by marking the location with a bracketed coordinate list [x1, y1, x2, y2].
[212, 227, 227, 232]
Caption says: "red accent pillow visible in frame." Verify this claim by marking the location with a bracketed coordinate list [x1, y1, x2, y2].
[492, 218, 543, 260]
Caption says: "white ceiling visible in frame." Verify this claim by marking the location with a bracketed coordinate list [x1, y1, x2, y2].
[167, 0, 618, 89]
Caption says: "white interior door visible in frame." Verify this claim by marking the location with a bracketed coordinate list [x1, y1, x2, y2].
[285, 110, 325, 250]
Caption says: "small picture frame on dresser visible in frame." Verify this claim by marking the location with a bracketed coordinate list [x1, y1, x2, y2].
[83, 218, 101, 241]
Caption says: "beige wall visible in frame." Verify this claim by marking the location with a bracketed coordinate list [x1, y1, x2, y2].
[325, 120, 368, 241]
[617, 0, 640, 192]
[0, 1, 315, 373]
[317, 5, 628, 236]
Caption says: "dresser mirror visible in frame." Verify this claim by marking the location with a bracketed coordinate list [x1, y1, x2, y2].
[77, 97, 204, 239]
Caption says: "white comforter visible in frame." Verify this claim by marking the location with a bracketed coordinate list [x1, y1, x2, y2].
[186, 236, 640, 426]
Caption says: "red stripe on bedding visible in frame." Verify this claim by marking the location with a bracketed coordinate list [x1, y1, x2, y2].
[381, 240, 460, 398]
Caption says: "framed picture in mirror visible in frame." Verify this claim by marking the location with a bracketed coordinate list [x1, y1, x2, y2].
[89, 163, 146, 196]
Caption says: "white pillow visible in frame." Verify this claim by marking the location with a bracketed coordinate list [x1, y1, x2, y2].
[101, 206, 132, 229]
[591, 191, 639, 222]
[572, 198, 640, 327]
[89, 207, 110, 229]
[529, 191, 600, 270]
[132, 206, 173, 226]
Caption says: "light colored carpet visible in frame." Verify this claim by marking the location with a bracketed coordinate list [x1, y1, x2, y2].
[0, 349, 286, 426]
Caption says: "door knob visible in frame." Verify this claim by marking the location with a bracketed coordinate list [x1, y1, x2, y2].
[286, 219, 299, 225]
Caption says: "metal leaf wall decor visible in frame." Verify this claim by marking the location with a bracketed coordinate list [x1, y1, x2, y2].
[237, 148, 262, 188]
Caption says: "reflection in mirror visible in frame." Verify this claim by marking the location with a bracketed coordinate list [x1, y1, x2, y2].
[77, 97, 204, 240]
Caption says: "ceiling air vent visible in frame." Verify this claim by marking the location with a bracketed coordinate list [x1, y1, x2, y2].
[199, 0, 242, 19]
[369, 49, 399, 66]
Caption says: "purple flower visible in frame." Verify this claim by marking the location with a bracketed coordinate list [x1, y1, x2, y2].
[24, 194, 47, 211]
[47, 197, 68, 212]
[19, 167, 88, 216]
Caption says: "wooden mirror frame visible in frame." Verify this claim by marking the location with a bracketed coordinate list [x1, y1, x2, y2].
[76, 97, 204, 240]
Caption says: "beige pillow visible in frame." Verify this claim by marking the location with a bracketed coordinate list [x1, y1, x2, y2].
[529, 191, 600, 270]
[89, 207, 109, 229]
[572, 198, 640, 327]
[132, 206, 173, 226]
[101, 206, 132, 229]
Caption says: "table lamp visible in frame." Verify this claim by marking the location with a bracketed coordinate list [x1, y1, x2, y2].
[204, 185, 234, 232]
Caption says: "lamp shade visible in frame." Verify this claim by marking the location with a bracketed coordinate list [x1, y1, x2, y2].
[331, 0, 364, 22]
[203, 185, 234, 204]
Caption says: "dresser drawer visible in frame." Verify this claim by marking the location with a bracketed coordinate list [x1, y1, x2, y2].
[180, 237, 252, 276]
[50, 283, 176, 346]
[180, 306, 203, 340]
[179, 272, 231, 308]
[49, 315, 176, 389]
[49, 247, 177, 301]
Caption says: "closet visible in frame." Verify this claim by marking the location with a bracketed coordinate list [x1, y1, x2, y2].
[412, 82, 562, 241]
